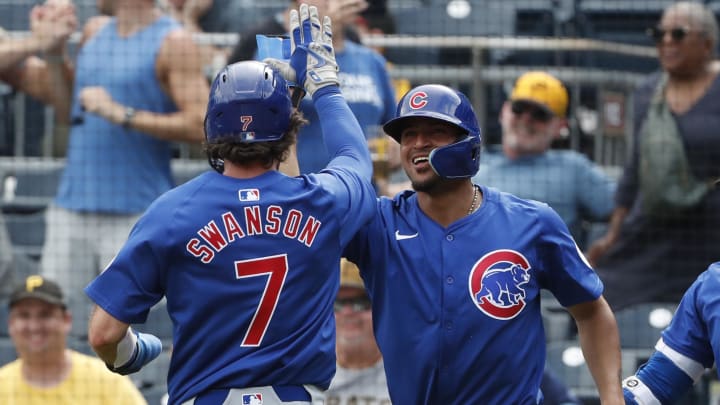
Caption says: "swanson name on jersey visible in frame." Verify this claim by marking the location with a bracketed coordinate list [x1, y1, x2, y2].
[186, 205, 323, 263]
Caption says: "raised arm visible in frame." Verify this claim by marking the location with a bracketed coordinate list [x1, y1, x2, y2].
[1, 3, 76, 120]
[266, 4, 371, 180]
[77, 27, 209, 143]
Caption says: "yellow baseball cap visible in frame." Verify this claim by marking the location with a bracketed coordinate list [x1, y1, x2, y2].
[510, 71, 568, 118]
[340, 258, 364, 289]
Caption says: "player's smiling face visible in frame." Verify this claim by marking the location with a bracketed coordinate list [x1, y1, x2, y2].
[399, 117, 464, 190]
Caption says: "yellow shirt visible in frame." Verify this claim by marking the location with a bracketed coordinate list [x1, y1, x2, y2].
[0, 350, 147, 405]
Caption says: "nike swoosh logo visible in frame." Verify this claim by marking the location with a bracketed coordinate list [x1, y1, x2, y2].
[395, 230, 418, 240]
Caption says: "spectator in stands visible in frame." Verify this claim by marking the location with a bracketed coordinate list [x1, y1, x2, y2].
[230, 0, 396, 175]
[0, 4, 76, 296]
[36, 0, 209, 309]
[0, 275, 146, 404]
[588, 2, 720, 310]
[157, 0, 228, 79]
[324, 259, 391, 404]
[472, 71, 616, 249]
[0, 3, 76, 107]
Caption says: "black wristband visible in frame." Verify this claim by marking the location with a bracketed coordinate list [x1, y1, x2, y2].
[122, 107, 136, 129]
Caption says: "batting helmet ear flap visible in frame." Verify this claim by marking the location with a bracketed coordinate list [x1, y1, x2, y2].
[429, 135, 482, 179]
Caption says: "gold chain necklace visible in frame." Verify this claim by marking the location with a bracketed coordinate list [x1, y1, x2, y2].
[467, 185, 478, 215]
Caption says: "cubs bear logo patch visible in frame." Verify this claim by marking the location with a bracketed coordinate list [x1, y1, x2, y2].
[468, 249, 531, 320]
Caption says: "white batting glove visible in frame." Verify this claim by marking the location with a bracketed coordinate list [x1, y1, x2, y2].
[265, 4, 339, 98]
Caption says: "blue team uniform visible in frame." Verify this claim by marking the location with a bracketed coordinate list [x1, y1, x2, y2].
[344, 186, 603, 404]
[85, 88, 377, 404]
[623, 262, 720, 404]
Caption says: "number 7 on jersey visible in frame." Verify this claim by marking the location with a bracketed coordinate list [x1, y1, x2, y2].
[235, 254, 288, 347]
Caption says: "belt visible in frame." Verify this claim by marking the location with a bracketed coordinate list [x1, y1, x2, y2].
[194, 385, 311, 404]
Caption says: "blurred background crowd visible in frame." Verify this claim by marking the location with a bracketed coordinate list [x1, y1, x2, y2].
[0, 0, 719, 404]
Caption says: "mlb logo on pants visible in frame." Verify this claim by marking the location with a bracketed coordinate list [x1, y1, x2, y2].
[242, 393, 263, 405]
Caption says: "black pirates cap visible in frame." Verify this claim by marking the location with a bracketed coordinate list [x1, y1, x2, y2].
[9, 275, 66, 309]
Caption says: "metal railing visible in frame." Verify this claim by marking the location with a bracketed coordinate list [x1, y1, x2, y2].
[4, 31, 656, 164]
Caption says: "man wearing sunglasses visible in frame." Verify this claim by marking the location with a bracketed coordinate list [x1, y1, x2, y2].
[324, 259, 391, 404]
[473, 71, 616, 249]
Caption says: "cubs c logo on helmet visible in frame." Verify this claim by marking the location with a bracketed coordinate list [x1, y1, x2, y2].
[408, 91, 428, 109]
[468, 250, 531, 320]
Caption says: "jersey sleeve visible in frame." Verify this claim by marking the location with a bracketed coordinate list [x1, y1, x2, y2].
[84, 199, 171, 324]
[311, 86, 377, 245]
[622, 264, 719, 405]
[535, 202, 603, 307]
[660, 265, 718, 368]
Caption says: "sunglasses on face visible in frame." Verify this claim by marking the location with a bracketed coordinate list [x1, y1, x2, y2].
[334, 296, 372, 313]
[511, 101, 553, 123]
[647, 26, 697, 43]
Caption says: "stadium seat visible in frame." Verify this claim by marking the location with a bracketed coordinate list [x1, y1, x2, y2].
[0, 158, 64, 213]
[11, 251, 40, 283]
[0, 0, 34, 31]
[614, 302, 677, 349]
[133, 301, 174, 344]
[0, 337, 16, 366]
[68, 295, 94, 340]
[67, 336, 95, 356]
[0, 300, 7, 337]
[131, 348, 171, 394]
[545, 340, 598, 401]
[171, 159, 209, 187]
[141, 386, 168, 405]
[4, 210, 46, 260]
[572, 0, 667, 72]
[541, 290, 573, 343]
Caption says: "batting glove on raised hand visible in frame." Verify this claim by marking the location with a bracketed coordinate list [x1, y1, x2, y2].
[107, 329, 162, 375]
[265, 4, 339, 99]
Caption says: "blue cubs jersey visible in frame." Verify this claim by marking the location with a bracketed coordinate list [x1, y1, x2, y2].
[661, 263, 719, 370]
[623, 263, 720, 404]
[85, 88, 377, 404]
[344, 186, 603, 405]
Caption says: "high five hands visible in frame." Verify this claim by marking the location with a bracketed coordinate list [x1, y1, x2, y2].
[264, 4, 339, 99]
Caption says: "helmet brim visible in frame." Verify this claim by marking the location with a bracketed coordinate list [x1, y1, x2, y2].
[383, 112, 468, 143]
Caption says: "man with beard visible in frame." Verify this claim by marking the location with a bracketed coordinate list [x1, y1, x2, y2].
[473, 71, 615, 249]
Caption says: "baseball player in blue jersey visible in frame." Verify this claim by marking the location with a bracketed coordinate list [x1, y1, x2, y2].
[84, 5, 376, 404]
[342, 84, 624, 404]
[622, 261, 720, 404]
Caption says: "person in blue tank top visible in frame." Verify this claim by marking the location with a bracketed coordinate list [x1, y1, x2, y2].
[85, 6, 376, 404]
[36, 0, 210, 309]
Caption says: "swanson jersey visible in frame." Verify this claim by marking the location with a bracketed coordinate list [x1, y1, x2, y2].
[86, 90, 377, 404]
[623, 262, 720, 404]
[344, 185, 603, 405]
